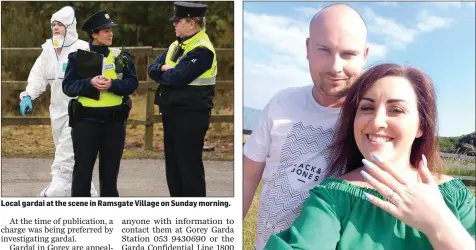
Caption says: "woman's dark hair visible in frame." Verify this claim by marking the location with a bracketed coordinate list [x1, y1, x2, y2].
[326, 63, 444, 177]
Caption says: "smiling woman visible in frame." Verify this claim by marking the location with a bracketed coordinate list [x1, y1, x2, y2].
[263, 63, 475, 250]
[328, 63, 443, 178]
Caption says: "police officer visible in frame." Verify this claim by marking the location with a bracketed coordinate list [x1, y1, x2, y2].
[62, 10, 138, 197]
[148, 2, 217, 197]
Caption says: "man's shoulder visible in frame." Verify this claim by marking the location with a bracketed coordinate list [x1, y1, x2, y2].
[267, 85, 312, 108]
[274, 85, 312, 99]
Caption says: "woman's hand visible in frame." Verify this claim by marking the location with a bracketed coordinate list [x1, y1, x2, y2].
[96, 77, 112, 91]
[359, 154, 453, 235]
[91, 76, 111, 91]
[360, 154, 474, 250]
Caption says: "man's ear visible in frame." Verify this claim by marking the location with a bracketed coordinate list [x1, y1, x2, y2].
[363, 44, 369, 62]
[306, 38, 310, 61]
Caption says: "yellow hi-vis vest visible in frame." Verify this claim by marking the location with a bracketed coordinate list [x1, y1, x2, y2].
[78, 48, 123, 107]
[164, 30, 217, 86]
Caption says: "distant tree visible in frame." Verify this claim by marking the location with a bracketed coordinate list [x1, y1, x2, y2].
[456, 132, 476, 156]
[439, 136, 460, 153]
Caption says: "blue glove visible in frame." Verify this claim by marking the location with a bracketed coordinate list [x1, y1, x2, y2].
[20, 96, 33, 116]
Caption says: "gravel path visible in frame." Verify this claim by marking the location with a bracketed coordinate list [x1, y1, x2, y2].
[1, 158, 234, 197]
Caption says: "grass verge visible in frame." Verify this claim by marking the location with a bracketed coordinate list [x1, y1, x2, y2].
[2, 123, 233, 161]
[2, 92, 234, 160]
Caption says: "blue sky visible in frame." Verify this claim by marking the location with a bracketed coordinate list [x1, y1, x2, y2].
[243, 1, 475, 137]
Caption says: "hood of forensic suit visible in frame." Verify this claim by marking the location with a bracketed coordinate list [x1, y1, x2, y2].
[50, 6, 79, 48]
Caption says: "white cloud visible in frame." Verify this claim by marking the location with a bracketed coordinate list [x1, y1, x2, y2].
[245, 61, 311, 89]
[244, 11, 308, 60]
[368, 43, 387, 58]
[293, 7, 322, 18]
[362, 7, 453, 49]
[363, 7, 417, 49]
[244, 61, 312, 109]
[243, 11, 311, 108]
[416, 10, 453, 32]
[243, 10, 311, 74]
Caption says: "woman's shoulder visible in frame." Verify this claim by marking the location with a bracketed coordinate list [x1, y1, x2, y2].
[436, 174, 454, 184]
[436, 174, 472, 198]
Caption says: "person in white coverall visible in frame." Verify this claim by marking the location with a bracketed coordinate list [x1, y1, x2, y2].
[19, 6, 98, 197]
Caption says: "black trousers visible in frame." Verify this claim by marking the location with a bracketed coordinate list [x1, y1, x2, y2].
[71, 119, 126, 197]
[162, 111, 210, 197]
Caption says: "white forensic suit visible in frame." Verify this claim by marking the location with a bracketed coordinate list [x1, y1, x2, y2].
[19, 6, 98, 197]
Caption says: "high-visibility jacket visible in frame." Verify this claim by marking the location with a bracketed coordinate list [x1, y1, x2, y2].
[78, 48, 123, 107]
[164, 30, 217, 86]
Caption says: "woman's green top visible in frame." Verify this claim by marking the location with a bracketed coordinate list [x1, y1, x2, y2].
[264, 178, 475, 250]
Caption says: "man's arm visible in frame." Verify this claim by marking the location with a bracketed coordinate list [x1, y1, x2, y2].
[242, 99, 276, 219]
[243, 155, 266, 219]
[152, 47, 213, 87]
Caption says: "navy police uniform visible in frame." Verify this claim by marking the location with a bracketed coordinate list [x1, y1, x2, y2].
[63, 10, 138, 197]
[147, 2, 216, 197]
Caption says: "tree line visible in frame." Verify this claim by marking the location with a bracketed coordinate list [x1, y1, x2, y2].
[1, 1, 233, 48]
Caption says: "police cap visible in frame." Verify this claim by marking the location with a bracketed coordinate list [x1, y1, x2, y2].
[81, 10, 118, 35]
[170, 2, 208, 21]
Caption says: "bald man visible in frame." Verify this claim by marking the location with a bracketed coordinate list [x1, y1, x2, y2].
[243, 4, 369, 250]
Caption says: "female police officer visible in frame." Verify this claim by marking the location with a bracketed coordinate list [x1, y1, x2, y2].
[148, 2, 217, 197]
[62, 10, 138, 197]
